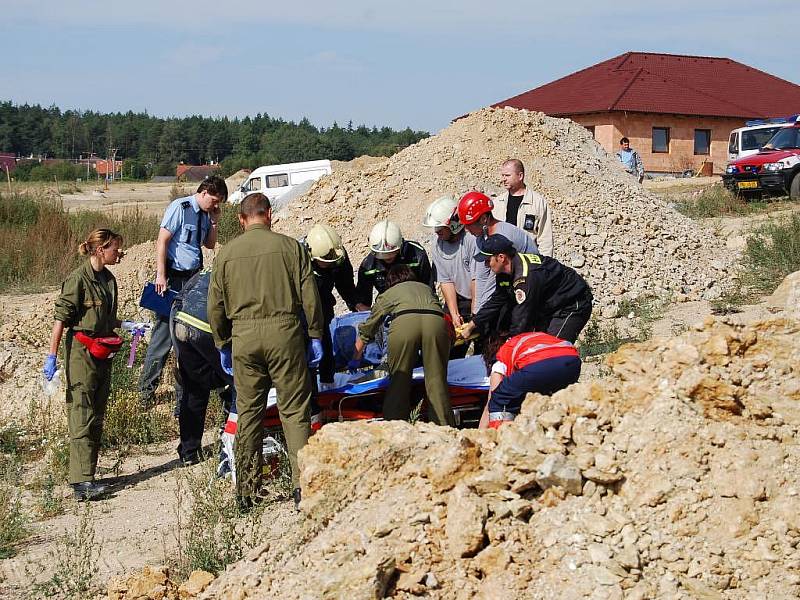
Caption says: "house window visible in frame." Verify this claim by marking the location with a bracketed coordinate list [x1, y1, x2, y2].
[694, 129, 711, 155]
[585, 125, 595, 139]
[266, 173, 289, 188]
[652, 127, 670, 153]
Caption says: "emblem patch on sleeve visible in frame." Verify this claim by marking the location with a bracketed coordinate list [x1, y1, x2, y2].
[515, 289, 526, 304]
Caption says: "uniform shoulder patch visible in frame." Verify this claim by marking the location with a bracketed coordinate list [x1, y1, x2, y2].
[181, 200, 192, 209]
[513, 278, 526, 287]
[515, 289, 526, 304]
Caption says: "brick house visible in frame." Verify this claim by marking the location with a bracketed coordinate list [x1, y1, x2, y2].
[176, 163, 219, 182]
[491, 52, 800, 174]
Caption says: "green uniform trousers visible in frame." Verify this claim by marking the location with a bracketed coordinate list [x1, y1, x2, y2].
[385, 314, 455, 427]
[65, 332, 112, 484]
[232, 317, 311, 496]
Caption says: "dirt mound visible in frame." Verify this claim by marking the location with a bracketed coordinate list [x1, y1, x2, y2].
[276, 108, 732, 312]
[205, 275, 800, 599]
[224, 169, 250, 194]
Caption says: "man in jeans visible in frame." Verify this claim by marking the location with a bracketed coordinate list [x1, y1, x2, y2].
[139, 176, 227, 408]
[616, 137, 645, 184]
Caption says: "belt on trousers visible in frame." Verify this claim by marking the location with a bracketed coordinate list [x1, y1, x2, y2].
[385, 308, 444, 326]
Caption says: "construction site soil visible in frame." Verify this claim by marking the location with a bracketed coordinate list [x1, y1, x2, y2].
[2, 107, 795, 599]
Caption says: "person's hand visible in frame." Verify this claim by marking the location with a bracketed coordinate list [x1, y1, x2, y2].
[43, 354, 58, 381]
[208, 205, 221, 224]
[355, 303, 371, 312]
[458, 321, 476, 340]
[450, 312, 464, 328]
[307, 339, 323, 368]
[218, 347, 233, 376]
[155, 272, 168, 296]
[347, 358, 362, 373]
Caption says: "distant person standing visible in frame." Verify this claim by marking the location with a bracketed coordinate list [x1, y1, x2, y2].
[616, 137, 644, 184]
[493, 159, 553, 256]
[138, 176, 227, 407]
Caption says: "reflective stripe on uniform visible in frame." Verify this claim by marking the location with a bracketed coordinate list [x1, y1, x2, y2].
[363, 269, 380, 276]
[518, 253, 542, 277]
[175, 310, 212, 333]
[510, 332, 574, 365]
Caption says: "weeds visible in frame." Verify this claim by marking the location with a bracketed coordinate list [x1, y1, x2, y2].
[0, 458, 28, 559]
[169, 184, 190, 201]
[674, 185, 756, 218]
[172, 455, 265, 578]
[739, 213, 800, 294]
[0, 190, 159, 293]
[216, 203, 242, 244]
[578, 319, 638, 359]
[31, 505, 101, 598]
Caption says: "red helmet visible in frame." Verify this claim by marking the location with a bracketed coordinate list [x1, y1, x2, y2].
[457, 191, 493, 225]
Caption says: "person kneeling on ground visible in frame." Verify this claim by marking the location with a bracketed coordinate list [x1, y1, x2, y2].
[479, 331, 581, 429]
[352, 265, 456, 427]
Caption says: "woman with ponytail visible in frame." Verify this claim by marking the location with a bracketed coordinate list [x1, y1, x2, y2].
[44, 228, 124, 501]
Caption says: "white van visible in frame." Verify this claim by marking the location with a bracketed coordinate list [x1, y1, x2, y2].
[228, 160, 332, 204]
[728, 119, 794, 162]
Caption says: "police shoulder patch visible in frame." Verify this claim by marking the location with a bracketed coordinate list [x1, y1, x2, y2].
[515, 289, 526, 304]
[513, 277, 526, 287]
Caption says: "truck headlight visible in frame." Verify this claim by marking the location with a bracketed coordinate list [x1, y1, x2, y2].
[763, 162, 784, 172]
[725, 165, 737, 174]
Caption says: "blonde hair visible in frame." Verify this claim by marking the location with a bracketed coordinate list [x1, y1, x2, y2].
[78, 228, 123, 256]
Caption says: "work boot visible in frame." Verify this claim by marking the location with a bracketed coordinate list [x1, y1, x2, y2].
[72, 481, 108, 502]
[293, 487, 302, 512]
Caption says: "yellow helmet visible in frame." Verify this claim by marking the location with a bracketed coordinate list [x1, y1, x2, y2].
[306, 223, 345, 264]
[369, 220, 403, 258]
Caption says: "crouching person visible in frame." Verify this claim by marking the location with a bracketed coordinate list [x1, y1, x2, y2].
[480, 331, 581, 429]
[353, 265, 456, 427]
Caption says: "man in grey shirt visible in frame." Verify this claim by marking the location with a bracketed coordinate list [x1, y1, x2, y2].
[423, 196, 476, 357]
[456, 191, 537, 314]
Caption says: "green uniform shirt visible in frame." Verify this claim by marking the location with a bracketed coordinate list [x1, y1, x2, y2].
[358, 281, 443, 343]
[208, 223, 324, 347]
[53, 261, 118, 336]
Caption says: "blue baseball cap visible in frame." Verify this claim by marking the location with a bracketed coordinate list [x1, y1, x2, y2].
[474, 234, 516, 261]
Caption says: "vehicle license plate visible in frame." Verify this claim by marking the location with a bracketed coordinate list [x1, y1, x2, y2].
[737, 181, 759, 190]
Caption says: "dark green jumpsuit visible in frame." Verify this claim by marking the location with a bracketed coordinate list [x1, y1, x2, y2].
[208, 223, 323, 496]
[358, 281, 455, 427]
[53, 261, 119, 485]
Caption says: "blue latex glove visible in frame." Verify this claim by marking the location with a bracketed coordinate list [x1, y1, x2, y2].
[307, 339, 323, 369]
[219, 347, 233, 376]
[347, 358, 361, 373]
[43, 354, 58, 381]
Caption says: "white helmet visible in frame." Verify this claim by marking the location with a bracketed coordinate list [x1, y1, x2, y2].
[369, 220, 403, 258]
[423, 195, 463, 234]
[306, 223, 345, 264]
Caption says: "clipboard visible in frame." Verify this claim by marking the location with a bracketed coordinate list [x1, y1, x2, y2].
[139, 283, 178, 319]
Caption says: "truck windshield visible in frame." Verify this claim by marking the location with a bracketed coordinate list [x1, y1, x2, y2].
[741, 127, 782, 150]
[763, 127, 800, 150]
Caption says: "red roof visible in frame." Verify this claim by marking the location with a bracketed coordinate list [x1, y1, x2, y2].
[493, 52, 800, 119]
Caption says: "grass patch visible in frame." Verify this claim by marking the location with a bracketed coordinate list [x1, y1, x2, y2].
[0, 190, 159, 293]
[578, 319, 638, 359]
[674, 185, 763, 218]
[739, 213, 800, 294]
[0, 457, 28, 559]
[29, 506, 101, 598]
[172, 456, 266, 578]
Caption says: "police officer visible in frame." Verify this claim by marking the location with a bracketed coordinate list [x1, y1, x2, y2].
[422, 196, 476, 359]
[139, 175, 227, 407]
[355, 219, 433, 309]
[353, 265, 455, 427]
[459, 234, 592, 343]
[44, 229, 124, 501]
[170, 268, 234, 466]
[208, 193, 324, 509]
[303, 224, 359, 386]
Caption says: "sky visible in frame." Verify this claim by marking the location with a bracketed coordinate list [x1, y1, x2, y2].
[1, 1, 799, 134]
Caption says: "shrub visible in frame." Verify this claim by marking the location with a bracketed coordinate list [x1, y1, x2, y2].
[740, 213, 800, 294]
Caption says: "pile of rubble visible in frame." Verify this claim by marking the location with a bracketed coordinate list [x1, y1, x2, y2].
[205, 274, 800, 599]
[276, 107, 733, 312]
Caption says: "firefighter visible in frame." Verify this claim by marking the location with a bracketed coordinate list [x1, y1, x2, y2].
[208, 193, 324, 510]
[422, 195, 476, 359]
[303, 223, 359, 386]
[352, 265, 455, 427]
[43, 228, 125, 501]
[480, 331, 581, 428]
[459, 234, 592, 343]
[170, 268, 234, 466]
[355, 219, 433, 308]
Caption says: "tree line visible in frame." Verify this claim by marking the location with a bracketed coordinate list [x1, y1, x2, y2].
[0, 101, 430, 180]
